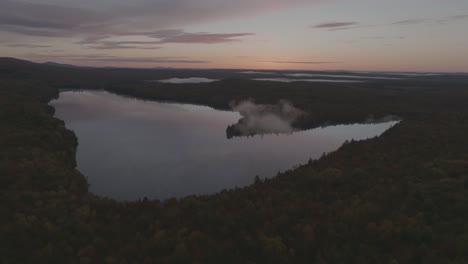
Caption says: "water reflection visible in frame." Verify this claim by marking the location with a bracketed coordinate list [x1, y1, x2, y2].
[285, 73, 403, 80]
[253, 78, 365, 83]
[153, 77, 219, 83]
[51, 90, 398, 200]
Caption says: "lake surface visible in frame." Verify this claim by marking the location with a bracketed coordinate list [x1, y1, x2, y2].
[51, 90, 398, 200]
[155, 77, 219, 83]
[253, 78, 365, 83]
[285, 73, 403, 80]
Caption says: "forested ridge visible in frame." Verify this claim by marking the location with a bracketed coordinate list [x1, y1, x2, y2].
[1, 58, 468, 263]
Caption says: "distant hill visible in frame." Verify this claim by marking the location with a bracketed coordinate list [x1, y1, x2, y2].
[0, 57, 38, 67]
[42, 61, 82, 68]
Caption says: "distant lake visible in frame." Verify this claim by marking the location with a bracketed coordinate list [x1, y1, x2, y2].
[153, 77, 219, 83]
[253, 78, 365, 83]
[285, 74, 403, 80]
[51, 90, 398, 200]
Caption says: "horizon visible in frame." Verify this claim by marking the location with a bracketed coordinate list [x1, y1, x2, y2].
[6, 57, 468, 74]
[1, 0, 468, 72]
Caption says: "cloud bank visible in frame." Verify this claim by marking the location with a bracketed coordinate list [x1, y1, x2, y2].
[259, 60, 342, 64]
[27, 53, 210, 64]
[0, 0, 314, 40]
[312, 14, 468, 31]
[81, 31, 256, 50]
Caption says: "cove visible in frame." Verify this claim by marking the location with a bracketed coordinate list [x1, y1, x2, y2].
[50, 90, 398, 200]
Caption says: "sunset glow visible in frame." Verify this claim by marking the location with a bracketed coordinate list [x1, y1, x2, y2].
[1, 0, 468, 72]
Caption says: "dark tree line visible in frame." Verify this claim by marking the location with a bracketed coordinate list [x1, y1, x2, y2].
[1, 58, 468, 263]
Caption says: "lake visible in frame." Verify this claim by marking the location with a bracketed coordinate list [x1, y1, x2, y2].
[253, 78, 365, 83]
[153, 77, 219, 83]
[50, 90, 398, 200]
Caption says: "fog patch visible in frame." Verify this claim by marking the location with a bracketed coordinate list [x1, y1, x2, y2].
[364, 115, 401, 124]
[227, 100, 304, 138]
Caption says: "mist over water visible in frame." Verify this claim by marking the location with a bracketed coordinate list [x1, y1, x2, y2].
[228, 100, 303, 136]
[51, 90, 398, 200]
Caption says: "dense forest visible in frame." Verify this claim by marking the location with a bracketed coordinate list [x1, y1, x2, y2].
[1, 58, 468, 263]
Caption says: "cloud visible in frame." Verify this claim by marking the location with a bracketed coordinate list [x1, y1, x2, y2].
[227, 100, 304, 138]
[392, 15, 468, 26]
[156, 32, 255, 44]
[311, 21, 370, 31]
[391, 15, 468, 26]
[392, 19, 426, 25]
[0, 26, 76, 37]
[4, 43, 51, 48]
[312, 13, 468, 33]
[87, 41, 163, 50]
[437, 14, 468, 24]
[0, 0, 109, 34]
[361, 36, 385, 40]
[312, 22, 358, 29]
[0, 0, 314, 39]
[79, 30, 254, 50]
[26, 53, 209, 64]
[259, 61, 342, 64]
[361, 36, 406, 40]
[67, 57, 210, 64]
[29, 54, 118, 59]
[91, 45, 162, 50]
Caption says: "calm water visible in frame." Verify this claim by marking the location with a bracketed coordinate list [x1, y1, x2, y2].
[155, 77, 219, 83]
[51, 90, 398, 200]
[253, 78, 365, 83]
[285, 74, 403, 80]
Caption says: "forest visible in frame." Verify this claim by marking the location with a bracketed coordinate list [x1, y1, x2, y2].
[1, 58, 468, 263]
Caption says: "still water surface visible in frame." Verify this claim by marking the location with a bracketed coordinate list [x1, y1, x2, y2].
[51, 90, 397, 200]
[155, 77, 218, 83]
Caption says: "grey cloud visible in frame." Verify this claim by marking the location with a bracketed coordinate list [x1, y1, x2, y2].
[392, 15, 468, 26]
[361, 36, 406, 40]
[0, 25, 75, 37]
[26, 53, 210, 64]
[0, 0, 109, 33]
[72, 57, 210, 64]
[5, 43, 51, 48]
[313, 22, 358, 29]
[392, 19, 426, 25]
[87, 41, 163, 50]
[437, 14, 468, 24]
[312, 22, 371, 31]
[79, 30, 254, 50]
[28, 54, 118, 59]
[313, 13, 468, 34]
[362, 36, 386, 40]
[0, 0, 314, 38]
[91, 45, 162, 50]
[146, 29, 185, 39]
[259, 61, 342, 64]
[156, 32, 255, 44]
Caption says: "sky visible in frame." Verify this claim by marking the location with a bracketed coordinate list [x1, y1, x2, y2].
[1, 0, 468, 72]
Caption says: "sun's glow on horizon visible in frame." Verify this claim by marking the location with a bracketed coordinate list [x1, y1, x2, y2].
[2, 0, 468, 72]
